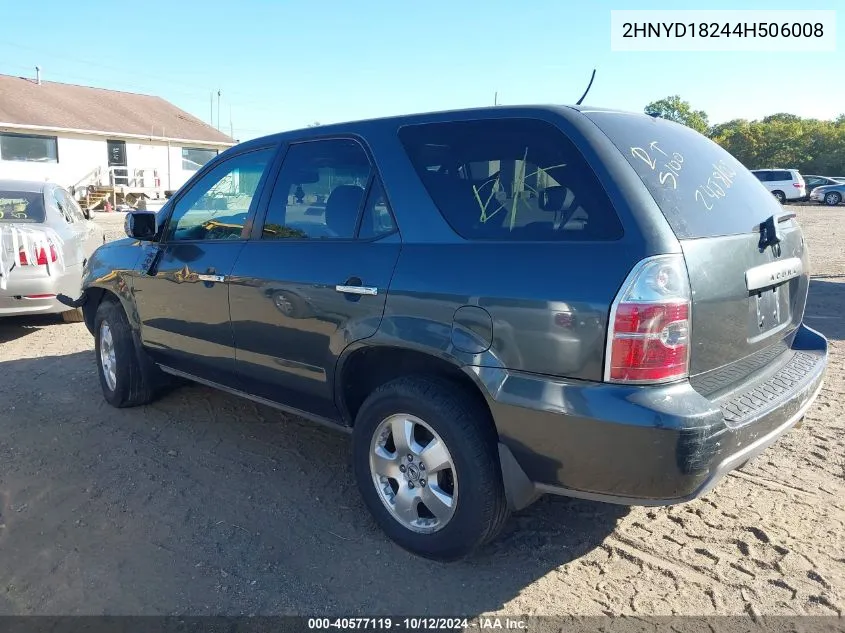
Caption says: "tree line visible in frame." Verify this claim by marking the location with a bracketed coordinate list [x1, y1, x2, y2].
[645, 96, 845, 176]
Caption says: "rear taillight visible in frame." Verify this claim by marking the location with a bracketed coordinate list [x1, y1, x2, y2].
[18, 243, 58, 266]
[793, 183, 803, 188]
[605, 255, 691, 384]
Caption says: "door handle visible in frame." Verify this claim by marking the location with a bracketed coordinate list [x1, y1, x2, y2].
[197, 267, 226, 283]
[198, 274, 226, 283]
[335, 285, 377, 296]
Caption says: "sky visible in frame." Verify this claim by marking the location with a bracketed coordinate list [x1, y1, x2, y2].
[0, 0, 842, 141]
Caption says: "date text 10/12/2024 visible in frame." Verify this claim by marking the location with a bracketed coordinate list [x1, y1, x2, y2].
[307, 617, 529, 630]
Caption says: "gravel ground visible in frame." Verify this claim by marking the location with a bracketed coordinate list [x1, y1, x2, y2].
[0, 206, 843, 616]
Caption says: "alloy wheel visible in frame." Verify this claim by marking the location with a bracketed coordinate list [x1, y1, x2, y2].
[369, 414, 458, 533]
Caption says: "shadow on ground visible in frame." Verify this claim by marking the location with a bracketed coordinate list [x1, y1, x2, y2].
[0, 315, 65, 344]
[0, 351, 626, 616]
[805, 277, 845, 341]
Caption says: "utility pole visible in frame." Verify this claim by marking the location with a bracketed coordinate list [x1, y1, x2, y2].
[210, 92, 213, 125]
[494, 91, 498, 106]
[229, 105, 234, 139]
[217, 90, 222, 130]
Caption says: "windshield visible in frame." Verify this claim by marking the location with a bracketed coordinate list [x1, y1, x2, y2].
[584, 111, 783, 239]
[0, 190, 45, 223]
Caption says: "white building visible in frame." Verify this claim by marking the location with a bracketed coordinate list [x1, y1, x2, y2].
[0, 71, 236, 209]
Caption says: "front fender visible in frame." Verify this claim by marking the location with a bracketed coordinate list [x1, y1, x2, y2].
[65, 239, 146, 333]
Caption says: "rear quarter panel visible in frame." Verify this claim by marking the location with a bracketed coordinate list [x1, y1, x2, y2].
[356, 107, 681, 382]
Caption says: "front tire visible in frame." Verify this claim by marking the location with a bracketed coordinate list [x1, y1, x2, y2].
[352, 377, 509, 561]
[94, 298, 159, 408]
[824, 191, 842, 206]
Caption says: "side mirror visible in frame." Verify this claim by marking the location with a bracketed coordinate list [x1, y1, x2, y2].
[164, 190, 174, 199]
[83, 208, 91, 220]
[125, 210, 157, 240]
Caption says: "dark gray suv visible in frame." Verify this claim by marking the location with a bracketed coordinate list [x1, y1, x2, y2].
[66, 106, 828, 560]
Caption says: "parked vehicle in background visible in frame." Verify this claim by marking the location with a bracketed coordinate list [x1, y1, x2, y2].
[802, 175, 841, 198]
[809, 181, 845, 206]
[66, 106, 828, 561]
[0, 179, 105, 320]
[750, 169, 806, 203]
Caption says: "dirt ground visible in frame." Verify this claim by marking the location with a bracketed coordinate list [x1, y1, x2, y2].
[0, 206, 843, 617]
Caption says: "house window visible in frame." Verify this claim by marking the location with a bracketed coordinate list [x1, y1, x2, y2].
[0, 133, 58, 163]
[182, 147, 218, 171]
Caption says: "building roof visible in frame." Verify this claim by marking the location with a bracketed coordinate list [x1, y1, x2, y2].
[0, 74, 235, 146]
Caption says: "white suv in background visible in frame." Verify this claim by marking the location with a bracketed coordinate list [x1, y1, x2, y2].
[750, 169, 806, 203]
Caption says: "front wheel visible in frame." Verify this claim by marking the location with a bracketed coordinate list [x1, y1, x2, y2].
[824, 191, 842, 206]
[94, 298, 160, 408]
[352, 377, 509, 561]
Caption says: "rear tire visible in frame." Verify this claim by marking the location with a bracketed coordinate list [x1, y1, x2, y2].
[94, 298, 159, 408]
[772, 190, 786, 204]
[352, 376, 509, 561]
[61, 308, 84, 323]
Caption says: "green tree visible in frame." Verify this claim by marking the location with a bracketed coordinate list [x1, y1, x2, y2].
[646, 97, 845, 175]
[644, 95, 710, 134]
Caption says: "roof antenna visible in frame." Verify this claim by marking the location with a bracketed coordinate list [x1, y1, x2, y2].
[575, 68, 596, 106]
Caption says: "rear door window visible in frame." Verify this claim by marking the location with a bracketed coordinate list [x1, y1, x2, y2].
[261, 138, 374, 240]
[53, 189, 76, 224]
[585, 111, 782, 239]
[397, 118, 623, 241]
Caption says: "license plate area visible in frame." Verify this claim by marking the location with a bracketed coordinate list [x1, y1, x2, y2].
[748, 282, 792, 341]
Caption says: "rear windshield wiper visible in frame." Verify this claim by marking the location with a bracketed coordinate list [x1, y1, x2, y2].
[758, 212, 796, 251]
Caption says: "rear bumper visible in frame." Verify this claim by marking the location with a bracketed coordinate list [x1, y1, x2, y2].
[480, 323, 828, 509]
[0, 267, 80, 317]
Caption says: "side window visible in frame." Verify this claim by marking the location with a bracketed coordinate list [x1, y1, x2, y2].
[358, 180, 397, 239]
[53, 189, 74, 223]
[167, 148, 273, 242]
[262, 139, 371, 240]
[398, 118, 623, 241]
[61, 190, 85, 222]
[775, 171, 792, 181]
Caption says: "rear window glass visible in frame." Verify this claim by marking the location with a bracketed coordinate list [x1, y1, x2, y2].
[585, 112, 782, 239]
[0, 190, 45, 223]
[397, 118, 623, 241]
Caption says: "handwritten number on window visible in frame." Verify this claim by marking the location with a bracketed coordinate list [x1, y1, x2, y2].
[630, 143, 683, 191]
